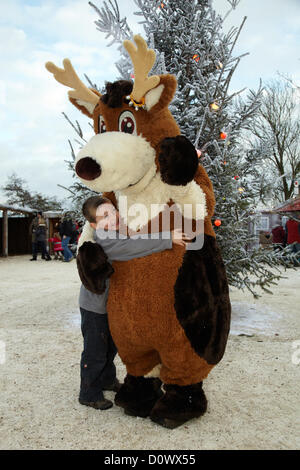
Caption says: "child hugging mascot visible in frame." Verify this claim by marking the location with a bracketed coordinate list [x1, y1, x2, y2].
[46, 35, 231, 428]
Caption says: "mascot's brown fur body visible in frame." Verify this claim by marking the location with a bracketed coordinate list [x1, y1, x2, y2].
[108, 243, 215, 385]
[46, 35, 231, 428]
[106, 164, 222, 386]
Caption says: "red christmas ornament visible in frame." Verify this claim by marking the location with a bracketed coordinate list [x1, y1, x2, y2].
[214, 219, 221, 227]
[234, 175, 239, 180]
[220, 132, 227, 140]
[130, 73, 135, 79]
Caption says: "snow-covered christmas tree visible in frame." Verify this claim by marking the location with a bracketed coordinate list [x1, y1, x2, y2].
[64, 0, 291, 295]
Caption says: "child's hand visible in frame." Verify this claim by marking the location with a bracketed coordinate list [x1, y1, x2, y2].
[171, 229, 192, 247]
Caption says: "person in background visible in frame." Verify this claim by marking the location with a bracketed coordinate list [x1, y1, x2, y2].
[59, 213, 74, 262]
[49, 232, 64, 260]
[76, 221, 84, 244]
[70, 220, 79, 245]
[31, 212, 51, 261]
[285, 213, 300, 265]
[271, 215, 286, 251]
[29, 212, 38, 261]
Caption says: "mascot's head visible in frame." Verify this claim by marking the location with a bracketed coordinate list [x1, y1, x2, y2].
[45, 35, 180, 193]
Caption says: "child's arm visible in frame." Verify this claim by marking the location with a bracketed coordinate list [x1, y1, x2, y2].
[96, 230, 188, 262]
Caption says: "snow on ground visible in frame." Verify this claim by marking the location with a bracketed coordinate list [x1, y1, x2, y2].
[0, 255, 299, 450]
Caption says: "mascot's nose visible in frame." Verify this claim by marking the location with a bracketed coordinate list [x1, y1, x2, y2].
[75, 157, 102, 181]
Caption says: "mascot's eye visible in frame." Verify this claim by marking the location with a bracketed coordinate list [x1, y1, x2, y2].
[98, 115, 106, 134]
[118, 111, 137, 135]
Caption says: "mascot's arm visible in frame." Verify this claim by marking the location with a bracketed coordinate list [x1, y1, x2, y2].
[158, 135, 198, 186]
[77, 241, 114, 294]
[158, 135, 215, 221]
[77, 221, 95, 251]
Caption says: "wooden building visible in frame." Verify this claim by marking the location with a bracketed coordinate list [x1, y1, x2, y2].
[249, 196, 300, 250]
[248, 208, 289, 250]
[0, 203, 63, 257]
[0, 202, 36, 256]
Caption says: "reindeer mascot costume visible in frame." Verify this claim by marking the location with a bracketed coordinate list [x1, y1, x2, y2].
[46, 35, 231, 428]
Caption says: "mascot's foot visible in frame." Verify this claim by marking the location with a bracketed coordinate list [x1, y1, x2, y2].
[150, 382, 207, 429]
[115, 374, 163, 418]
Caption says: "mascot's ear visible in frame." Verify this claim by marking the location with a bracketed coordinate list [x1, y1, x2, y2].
[145, 74, 177, 113]
[69, 89, 101, 119]
[45, 58, 101, 119]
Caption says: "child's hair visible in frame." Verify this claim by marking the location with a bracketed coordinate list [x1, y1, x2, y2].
[54, 232, 61, 239]
[82, 196, 112, 223]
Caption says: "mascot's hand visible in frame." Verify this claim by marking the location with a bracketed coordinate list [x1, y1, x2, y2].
[76, 241, 114, 294]
[158, 135, 198, 186]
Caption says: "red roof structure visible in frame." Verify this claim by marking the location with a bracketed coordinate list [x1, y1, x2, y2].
[275, 196, 300, 212]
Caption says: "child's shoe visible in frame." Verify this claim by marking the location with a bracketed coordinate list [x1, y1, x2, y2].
[79, 398, 113, 410]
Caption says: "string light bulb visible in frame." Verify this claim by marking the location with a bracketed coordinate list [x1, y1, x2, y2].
[210, 102, 220, 111]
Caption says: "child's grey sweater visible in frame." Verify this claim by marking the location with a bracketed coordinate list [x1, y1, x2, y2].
[79, 230, 172, 314]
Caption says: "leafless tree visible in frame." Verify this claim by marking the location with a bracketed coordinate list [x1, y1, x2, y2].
[248, 78, 300, 202]
[2, 173, 64, 211]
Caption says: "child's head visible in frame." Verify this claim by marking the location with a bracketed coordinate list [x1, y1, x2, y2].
[54, 232, 61, 239]
[82, 196, 119, 231]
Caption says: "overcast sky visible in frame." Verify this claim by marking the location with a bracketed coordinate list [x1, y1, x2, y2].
[1, 0, 299, 203]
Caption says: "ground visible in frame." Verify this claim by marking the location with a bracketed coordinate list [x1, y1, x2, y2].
[0, 255, 299, 450]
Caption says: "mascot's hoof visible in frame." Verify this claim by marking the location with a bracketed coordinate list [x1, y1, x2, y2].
[115, 374, 163, 418]
[149, 416, 188, 429]
[150, 382, 207, 429]
[158, 135, 198, 186]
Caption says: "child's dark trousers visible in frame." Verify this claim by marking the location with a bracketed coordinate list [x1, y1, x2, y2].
[79, 307, 117, 402]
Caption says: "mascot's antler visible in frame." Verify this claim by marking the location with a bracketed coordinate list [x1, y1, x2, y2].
[123, 35, 160, 105]
[45, 58, 99, 105]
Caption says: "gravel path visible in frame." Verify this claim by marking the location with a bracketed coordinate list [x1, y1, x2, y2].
[0, 255, 299, 450]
